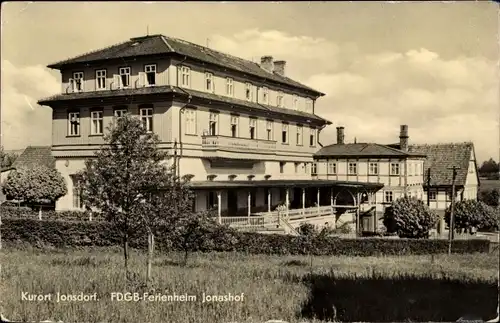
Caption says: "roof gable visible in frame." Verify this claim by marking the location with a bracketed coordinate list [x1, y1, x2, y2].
[11, 146, 55, 170]
[408, 142, 474, 186]
[314, 143, 418, 158]
[47, 34, 323, 97]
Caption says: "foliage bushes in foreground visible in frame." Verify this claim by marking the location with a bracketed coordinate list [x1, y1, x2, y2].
[2, 218, 491, 255]
[384, 197, 439, 238]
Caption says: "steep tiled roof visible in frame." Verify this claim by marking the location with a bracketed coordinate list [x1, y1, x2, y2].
[314, 143, 425, 158]
[11, 146, 55, 169]
[46, 34, 323, 96]
[408, 143, 476, 187]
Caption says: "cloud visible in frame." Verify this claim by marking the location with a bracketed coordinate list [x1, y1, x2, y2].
[1, 60, 58, 150]
[211, 29, 498, 162]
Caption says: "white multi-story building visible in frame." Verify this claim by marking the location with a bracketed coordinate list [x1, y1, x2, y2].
[37, 34, 383, 231]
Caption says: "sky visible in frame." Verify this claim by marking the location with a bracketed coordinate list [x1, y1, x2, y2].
[1, 2, 498, 163]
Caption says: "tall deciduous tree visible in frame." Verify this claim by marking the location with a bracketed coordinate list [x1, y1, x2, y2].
[0, 146, 19, 168]
[78, 114, 193, 274]
[2, 165, 67, 214]
[479, 158, 499, 176]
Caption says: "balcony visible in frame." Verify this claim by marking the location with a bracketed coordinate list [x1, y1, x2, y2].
[201, 135, 277, 159]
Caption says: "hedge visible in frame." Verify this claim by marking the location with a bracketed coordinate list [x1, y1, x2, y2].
[1, 218, 491, 256]
[0, 205, 102, 222]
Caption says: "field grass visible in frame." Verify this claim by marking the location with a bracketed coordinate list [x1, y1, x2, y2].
[0, 247, 498, 323]
[480, 179, 500, 192]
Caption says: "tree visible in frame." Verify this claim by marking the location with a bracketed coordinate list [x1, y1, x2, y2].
[479, 158, 498, 176]
[383, 196, 439, 238]
[2, 165, 67, 215]
[78, 114, 192, 274]
[445, 199, 499, 233]
[0, 146, 18, 168]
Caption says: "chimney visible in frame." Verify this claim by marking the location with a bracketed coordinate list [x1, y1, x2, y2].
[260, 56, 274, 73]
[336, 126, 345, 145]
[274, 60, 286, 76]
[400, 124, 409, 152]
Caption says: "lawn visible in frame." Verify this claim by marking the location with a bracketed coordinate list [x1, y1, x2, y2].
[0, 247, 498, 322]
[480, 179, 500, 192]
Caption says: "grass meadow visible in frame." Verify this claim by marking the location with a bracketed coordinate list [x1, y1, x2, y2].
[0, 247, 498, 322]
[480, 179, 500, 192]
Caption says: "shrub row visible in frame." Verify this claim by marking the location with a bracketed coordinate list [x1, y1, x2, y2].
[1, 218, 491, 256]
[0, 205, 103, 222]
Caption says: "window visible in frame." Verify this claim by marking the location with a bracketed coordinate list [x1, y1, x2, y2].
[262, 87, 269, 104]
[429, 191, 437, 201]
[409, 164, 413, 176]
[209, 112, 218, 136]
[385, 191, 393, 203]
[245, 83, 252, 101]
[311, 163, 317, 175]
[90, 110, 103, 135]
[281, 123, 289, 144]
[226, 78, 234, 96]
[95, 70, 106, 90]
[292, 95, 298, 110]
[309, 128, 316, 146]
[71, 175, 84, 209]
[277, 92, 284, 107]
[68, 112, 80, 136]
[328, 162, 337, 174]
[230, 115, 238, 137]
[279, 162, 285, 174]
[72, 72, 84, 92]
[408, 191, 412, 198]
[305, 98, 313, 113]
[180, 66, 190, 87]
[145, 64, 156, 86]
[296, 125, 303, 145]
[249, 118, 257, 139]
[304, 162, 309, 174]
[205, 72, 214, 92]
[140, 107, 153, 132]
[369, 162, 379, 175]
[119, 67, 131, 88]
[294, 162, 300, 173]
[185, 109, 197, 135]
[348, 162, 357, 175]
[114, 108, 127, 124]
[390, 163, 400, 175]
[266, 120, 273, 140]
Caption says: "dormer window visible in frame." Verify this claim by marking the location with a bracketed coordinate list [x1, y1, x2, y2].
[305, 98, 313, 113]
[245, 83, 253, 101]
[180, 66, 191, 87]
[262, 87, 269, 104]
[277, 92, 284, 108]
[95, 70, 106, 90]
[119, 67, 131, 88]
[72, 72, 84, 92]
[226, 78, 234, 96]
[205, 72, 214, 92]
[145, 64, 156, 86]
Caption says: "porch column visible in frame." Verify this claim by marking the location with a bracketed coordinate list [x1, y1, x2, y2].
[372, 192, 378, 231]
[355, 191, 360, 236]
[247, 190, 251, 218]
[285, 188, 290, 219]
[317, 188, 321, 214]
[302, 188, 306, 219]
[217, 191, 222, 224]
[267, 189, 271, 213]
[330, 187, 336, 229]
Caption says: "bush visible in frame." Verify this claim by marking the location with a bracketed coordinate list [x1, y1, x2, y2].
[298, 223, 318, 237]
[383, 196, 439, 238]
[0, 205, 99, 221]
[1, 218, 490, 256]
[478, 188, 500, 207]
[446, 199, 499, 232]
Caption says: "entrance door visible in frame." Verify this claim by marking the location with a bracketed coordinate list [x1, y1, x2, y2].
[227, 190, 238, 216]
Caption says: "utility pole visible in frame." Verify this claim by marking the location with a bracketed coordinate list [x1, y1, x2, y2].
[447, 166, 460, 255]
[426, 168, 431, 206]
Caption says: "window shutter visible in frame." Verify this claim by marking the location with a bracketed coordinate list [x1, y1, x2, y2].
[139, 72, 146, 87]
[113, 75, 121, 89]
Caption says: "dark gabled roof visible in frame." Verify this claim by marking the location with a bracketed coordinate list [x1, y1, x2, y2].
[46, 34, 324, 97]
[314, 143, 425, 158]
[37, 85, 330, 126]
[408, 142, 477, 187]
[10, 146, 55, 170]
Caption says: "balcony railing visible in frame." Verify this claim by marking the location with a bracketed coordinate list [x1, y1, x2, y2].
[201, 135, 277, 153]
